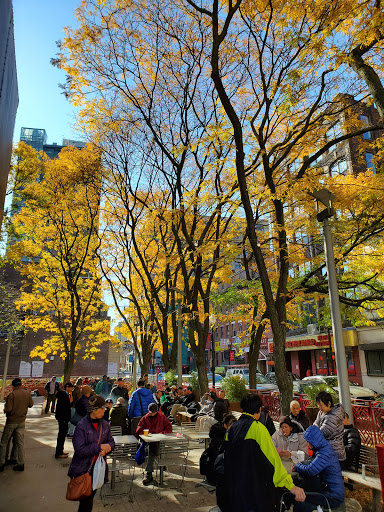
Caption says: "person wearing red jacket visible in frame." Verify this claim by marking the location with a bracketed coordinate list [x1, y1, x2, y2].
[136, 403, 172, 485]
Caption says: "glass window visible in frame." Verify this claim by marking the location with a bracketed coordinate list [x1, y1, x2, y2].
[360, 115, 371, 139]
[365, 152, 375, 173]
[330, 159, 347, 176]
[345, 346, 356, 376]
[366, 350, 384, 376]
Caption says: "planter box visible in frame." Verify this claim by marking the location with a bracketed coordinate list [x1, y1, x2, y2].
[229, 401, 242, 412]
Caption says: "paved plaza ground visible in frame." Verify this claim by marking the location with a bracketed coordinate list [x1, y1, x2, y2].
[0, 402, 217, 512]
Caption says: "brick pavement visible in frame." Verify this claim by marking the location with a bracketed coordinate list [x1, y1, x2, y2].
[0, 402, 217, 512]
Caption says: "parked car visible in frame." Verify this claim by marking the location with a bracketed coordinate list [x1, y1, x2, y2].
[302, 375, 378, 400]
[292, 380, 340, 401]
[207, 373, 223, 384]
[265, 371, 300, 384]
[243, 374, 279, 393]
[157, 372, 166, 382]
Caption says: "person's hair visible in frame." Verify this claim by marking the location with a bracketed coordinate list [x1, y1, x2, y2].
[279, 415, 294, 429]
[51, 376, 56, 379]
[240, 393, 263, 414]
[137, 379, 145, 387]
[186, 386, 193, 392]
[143, 373, 148, 377]
[118, 377, 124, 382]
[214, 400, 228, 421]
[76, 377, 82, 385]
[64, 382, 73, 389]
[102, 374, 107, 379]
[117, 397, 125, 405]
[156, 389, 164, 395]
[178, 386, 183, 390]
[164, 382, 169, 386]
[145, 383, 151, 389]
[105, 398, 113, 404]
[290, 400, 300, 409]
[148, 403, 159, 413]
[209, 391, 217, 400]
[223, 414, 237, 428]
[316, 391, 333, 408]
[12, 378, 22, 387]
[345, 412, 349, 419]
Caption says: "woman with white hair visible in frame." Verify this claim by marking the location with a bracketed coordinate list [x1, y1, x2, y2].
[289, 400, 309, 432]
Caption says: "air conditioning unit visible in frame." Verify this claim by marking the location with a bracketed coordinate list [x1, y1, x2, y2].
[307, 323, 319, 335]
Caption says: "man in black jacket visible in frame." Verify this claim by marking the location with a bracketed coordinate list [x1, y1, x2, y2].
[111, 378, 129, 405]
[54, 382, 73, 459]
[341, 412, 361, 471]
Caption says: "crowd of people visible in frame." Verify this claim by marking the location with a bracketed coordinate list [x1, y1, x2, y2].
[0, 375, 363, 512]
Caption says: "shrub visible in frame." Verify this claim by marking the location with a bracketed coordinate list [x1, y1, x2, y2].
[303, 382, 339, 407]
[164, 369, 177, 386]
[221, 375, 248, 402]
[189, 371, 199, 390]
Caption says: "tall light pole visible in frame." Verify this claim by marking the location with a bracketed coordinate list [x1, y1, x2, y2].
[309, 188, 353, 420]
[133, 321, 139, 387]
[170, 287, 185, 388]
[209, 314, 216, 387]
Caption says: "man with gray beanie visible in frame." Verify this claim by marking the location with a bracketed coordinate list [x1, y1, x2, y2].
[0, 378, 33, 472]
[136, 403, 172, 485]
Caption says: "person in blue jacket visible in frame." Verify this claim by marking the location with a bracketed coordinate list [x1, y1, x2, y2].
[128, 380, 154, 419]
[293, 425, 345, 512]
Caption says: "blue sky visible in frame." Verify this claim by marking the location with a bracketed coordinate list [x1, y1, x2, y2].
[13, 0, 81, 145]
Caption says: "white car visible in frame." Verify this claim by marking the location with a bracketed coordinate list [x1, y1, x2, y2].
[302, 375, 378, 400]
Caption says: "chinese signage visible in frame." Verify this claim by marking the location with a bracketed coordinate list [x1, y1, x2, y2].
[268, 334, 333, 353]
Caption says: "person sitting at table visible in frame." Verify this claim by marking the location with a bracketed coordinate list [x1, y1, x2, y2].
[289, 400, 309, 432]
[153, 389, 165, 410]
[104, 398, 113, 421]
[110, 397, 129, 435]
[136, 403, 172, 485]
[292, 425, 345, 512]
[272, 416, 308, 460]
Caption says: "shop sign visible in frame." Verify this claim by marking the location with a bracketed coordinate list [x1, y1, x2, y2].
[268, 334, 333, 353]
[229, 350, 235, 361]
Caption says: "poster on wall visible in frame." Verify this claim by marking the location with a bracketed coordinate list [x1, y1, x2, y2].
[19, 361, 31, 378]
[32, 361, 44, 378]
[107, 362, 118, 378]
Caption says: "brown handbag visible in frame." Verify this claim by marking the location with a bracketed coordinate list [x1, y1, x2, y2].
[66, 423, 103, 501]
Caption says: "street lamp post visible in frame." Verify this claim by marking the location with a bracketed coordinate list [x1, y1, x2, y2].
[309, 188, 353, 420]
[133, 321, 139, 387]
[210, 314, 216, 387]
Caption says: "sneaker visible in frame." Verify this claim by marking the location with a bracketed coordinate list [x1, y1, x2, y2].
[143, 472, 153, 485]
[5, 459, 17, 466]
[0, 465, 5, 472]
[55, 454, 68, 459]
[13, 465, 24, 471]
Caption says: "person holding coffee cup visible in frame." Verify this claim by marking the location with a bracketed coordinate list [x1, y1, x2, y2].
[272, 416, 308, 460]
[136, 403, 172, 485]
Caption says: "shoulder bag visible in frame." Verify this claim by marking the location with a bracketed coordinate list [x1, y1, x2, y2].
[66, 423, 102, 501]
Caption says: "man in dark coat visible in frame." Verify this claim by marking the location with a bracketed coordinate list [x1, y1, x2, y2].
[223, 394, 305, 512]
[54, 382, 73, 459]
[110, 397, 129, 434]
[341, 412, 361, 471]
[111, 378, 129, 405]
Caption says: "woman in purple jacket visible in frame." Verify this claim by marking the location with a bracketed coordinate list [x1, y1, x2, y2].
[68, 395, 115, 512]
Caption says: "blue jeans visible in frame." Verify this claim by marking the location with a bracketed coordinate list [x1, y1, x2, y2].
[293, 494, 343, 512]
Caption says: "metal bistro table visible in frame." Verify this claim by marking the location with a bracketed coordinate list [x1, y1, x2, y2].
[182, 431, 210, 449]
[110, 435, 138, 489]
[138, 433, 188, 485]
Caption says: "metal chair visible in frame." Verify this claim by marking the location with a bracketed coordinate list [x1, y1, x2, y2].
[152, 438, 190, 497]
[110, 426, 123, 436]
[101, 443, 137, 503]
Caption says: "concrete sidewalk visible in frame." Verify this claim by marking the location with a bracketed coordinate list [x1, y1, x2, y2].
[0, 404, 216, 512]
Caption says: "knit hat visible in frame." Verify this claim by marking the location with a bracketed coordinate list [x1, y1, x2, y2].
[81, 385, 93, 395]
[279, 416, 294, 429]
[88, 395, 106, 411]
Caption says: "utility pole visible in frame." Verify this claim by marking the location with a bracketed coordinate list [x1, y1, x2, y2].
[309, 189, 353, 421]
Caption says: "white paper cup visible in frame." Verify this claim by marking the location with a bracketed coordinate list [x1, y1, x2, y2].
[297, 450, 305, 462]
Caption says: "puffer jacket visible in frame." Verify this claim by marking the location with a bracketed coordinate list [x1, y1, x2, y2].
[128, 387, 154, 418]
[293, 425, 345, 504]
[271, 429, 308, 456]
[313, 403, 346, 461]
[68, 415, 115, 482]
[110, 403, 129, 434]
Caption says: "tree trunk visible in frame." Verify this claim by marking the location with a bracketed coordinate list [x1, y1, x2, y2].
[63, 349, 75, 384]
[248, 322, 265, 390]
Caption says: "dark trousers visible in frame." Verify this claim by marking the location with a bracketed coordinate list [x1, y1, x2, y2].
[45, 394, 57, 413]
[55, 420, 68, 456]
[78, 489, 97, 512]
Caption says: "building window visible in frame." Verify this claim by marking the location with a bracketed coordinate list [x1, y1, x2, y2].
[329, 159, 347, 176]
[365, 152, 375, 173]
[366, 350, 384, 376]
[346, 347, 356, 376]
[360, 115, 371, 139]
